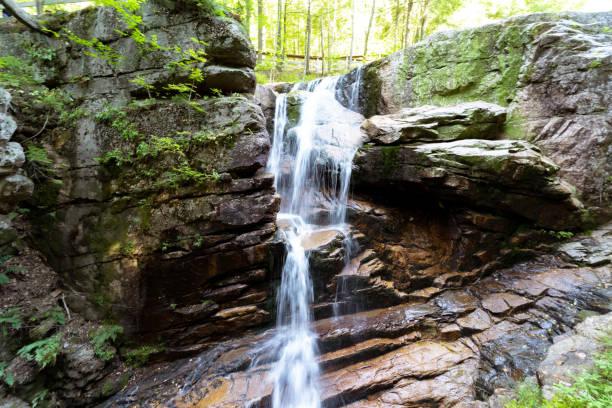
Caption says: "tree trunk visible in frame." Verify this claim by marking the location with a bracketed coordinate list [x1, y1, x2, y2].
[329, 0, 337, 74]
[319, 14, 325, 75]
[303, 0, 312, 79]
[402, 0, 414, 48]
[245, 0, 251, 38]
[418, 0, 431, 42]
[257, 0, 263, 63]
[346, 0, 355, 71]
[275, 0, 283, 71]
[0, 0, 47, 34]
[282, 0, 288, 60]
[393, 0, 400, 51]
[363, 0, 375, 58]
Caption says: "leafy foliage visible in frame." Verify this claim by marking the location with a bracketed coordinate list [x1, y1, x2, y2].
[24, 145, 63, 185]
[30, 307, 66, 326]
[125, 344, 166, 367]
[93, 102, 222, 190]
[0, 55, 71, 113]
[88, 325, 124, 361]
[0, 362, 15, 387]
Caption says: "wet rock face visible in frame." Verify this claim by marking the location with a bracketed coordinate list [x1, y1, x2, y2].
[106, 248, 611, 407]
[537, 312, 612, 399]
[344, 11, 612, 218]
[353, 138, 583, 230]
[254, 84, 277, 135]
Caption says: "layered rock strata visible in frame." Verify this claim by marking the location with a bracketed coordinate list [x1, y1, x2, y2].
[0, 88, 34, 255]
[0, 1, 280, 351]
[105, 223, 612, 407]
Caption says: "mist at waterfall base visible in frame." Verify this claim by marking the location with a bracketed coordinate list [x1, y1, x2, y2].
[260, 77, 364, 407]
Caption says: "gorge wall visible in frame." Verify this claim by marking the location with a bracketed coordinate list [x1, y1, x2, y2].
[0, 3, 610, 407]
[339, 11, 611, 222]
[0, 0, 282, 356]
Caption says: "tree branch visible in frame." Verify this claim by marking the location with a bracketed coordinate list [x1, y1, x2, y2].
[0, 0, 49, 35]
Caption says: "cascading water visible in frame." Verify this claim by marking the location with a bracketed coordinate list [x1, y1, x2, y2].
[265, 77, 364, 407]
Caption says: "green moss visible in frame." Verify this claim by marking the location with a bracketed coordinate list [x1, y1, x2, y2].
[589, 60, 602, 69]
[125, 344, 165, 367]
[138, 204, 152, 231]
[87, 210, 130, 257]
[363, 64, 383, 118]
[381, 146, 400, 176]
[406, 23, 529, 108]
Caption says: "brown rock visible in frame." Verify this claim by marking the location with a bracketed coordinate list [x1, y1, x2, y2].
[481, 293, 532, 314]
[457, 308, 494, 332]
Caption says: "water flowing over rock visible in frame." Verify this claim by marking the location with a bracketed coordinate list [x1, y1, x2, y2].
[261, 76, 364, 408]
[2, 3, 612, 407]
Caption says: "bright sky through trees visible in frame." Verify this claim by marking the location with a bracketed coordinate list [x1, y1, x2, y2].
[5, 0, 610, 80]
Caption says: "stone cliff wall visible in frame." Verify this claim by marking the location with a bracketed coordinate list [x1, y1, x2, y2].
[340, 11, 611, 221]
[0, 0, 282, 353]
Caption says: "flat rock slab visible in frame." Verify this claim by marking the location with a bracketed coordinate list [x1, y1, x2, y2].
[353, 139, 583, 229]
[481, 293, 532, 315]
[344, 359, 480, 408]
[320, 339, 477, 406]
[362, 102, 506, 145]
[558, 222, 612, 267]
[314, 302, 439, 352]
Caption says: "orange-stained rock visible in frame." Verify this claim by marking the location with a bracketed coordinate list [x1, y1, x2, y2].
[344, 359, 480, 408]
[320, 340, 476, 405]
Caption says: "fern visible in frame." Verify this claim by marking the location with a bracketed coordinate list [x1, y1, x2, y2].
[17, 334, 61, 368]
[0, 362, 15, 387]
[89, 325, 123, 361]
[0, 307, 22, 335]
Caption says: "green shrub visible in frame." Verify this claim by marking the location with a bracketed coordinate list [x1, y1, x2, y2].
[0, 307, 22, 335]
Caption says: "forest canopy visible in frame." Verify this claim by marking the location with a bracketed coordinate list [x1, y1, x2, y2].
[2, 0, 607, 81]
[221, 0, 603, 81]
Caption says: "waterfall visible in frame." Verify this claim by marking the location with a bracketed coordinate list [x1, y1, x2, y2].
[347, 65, 365, 112]
[265, 77, 364, 407]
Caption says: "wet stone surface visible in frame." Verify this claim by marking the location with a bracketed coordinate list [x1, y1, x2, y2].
[104, 248, 611, 407]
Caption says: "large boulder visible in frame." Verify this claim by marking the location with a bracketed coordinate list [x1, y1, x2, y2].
[353, 138, 583, 230]
[362, 102, 506, 145]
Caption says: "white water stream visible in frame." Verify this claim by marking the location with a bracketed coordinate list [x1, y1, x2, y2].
[265, 76, 364, 407]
